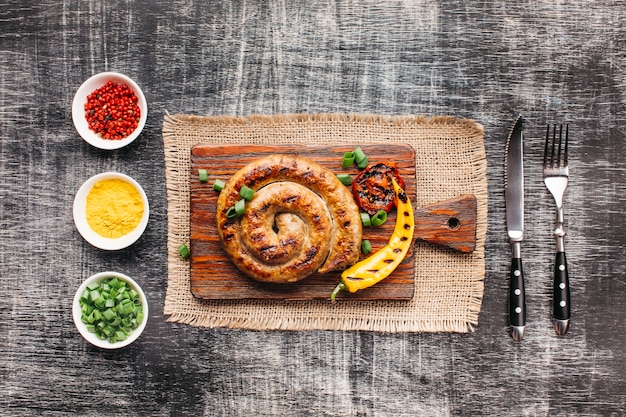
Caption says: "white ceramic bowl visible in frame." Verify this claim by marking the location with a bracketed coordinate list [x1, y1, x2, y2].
[73, 271, 148, 349]
[72, 72, 148, 150]
[73, 172, 149, 250]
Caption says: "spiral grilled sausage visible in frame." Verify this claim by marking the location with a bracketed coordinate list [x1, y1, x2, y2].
[216, 154, 362, 283]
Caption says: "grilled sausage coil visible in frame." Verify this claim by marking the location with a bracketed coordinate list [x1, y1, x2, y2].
[216, 154, 362, 283]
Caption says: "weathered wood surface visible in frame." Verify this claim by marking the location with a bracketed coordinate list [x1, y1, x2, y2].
[2, 1, 626, 416]
[190, 144, 418, 300]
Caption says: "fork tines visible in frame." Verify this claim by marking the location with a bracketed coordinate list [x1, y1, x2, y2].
[543, 124, 569, 169]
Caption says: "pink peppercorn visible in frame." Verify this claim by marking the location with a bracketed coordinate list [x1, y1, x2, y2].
[84, 81, 140, 140]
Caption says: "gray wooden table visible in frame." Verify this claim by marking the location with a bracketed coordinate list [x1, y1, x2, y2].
[2, 1, 625, 416]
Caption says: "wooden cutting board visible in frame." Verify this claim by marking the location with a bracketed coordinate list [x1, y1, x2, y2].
[189, 143, 418, 301]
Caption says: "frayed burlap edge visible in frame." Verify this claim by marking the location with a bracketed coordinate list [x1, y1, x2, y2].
[163, 113, 487, 333]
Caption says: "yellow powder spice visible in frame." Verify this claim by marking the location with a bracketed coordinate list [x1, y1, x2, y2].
[86, 178, 144, 238]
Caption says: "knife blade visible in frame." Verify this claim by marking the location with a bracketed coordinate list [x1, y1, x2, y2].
[505, 115, 526, 342]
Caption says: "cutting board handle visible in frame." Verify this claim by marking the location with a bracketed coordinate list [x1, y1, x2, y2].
[414, 194, 477, 253]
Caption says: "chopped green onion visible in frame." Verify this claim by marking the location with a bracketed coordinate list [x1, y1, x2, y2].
[88, 289, 100, 303]
[336, 174, 352, 186]
[178, 243, 190, 259]
[342, 151, 355, 168]
[102, 308, 116, 322]
[226, 199, 247, 218]
[226, 206, 238, 218]
[361, 239, 372, 255]
[234, 199, 246, 215]
[198, 169, 209, 183]
[354, 147, 367, 164]
[357, 156, 369, 169]
[239, 185, 255, 201]
[371, 210, 388, 226]
[78, 276, 144, 344]
[122, 300, 135, 314]
[360, 212, 371, 227]
[93, 296, 106, 309]
[213, 179, 225, 192]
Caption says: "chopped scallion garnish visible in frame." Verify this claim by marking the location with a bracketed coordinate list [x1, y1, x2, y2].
[239, 185, 255, 201]
[360, 212, 371, 227]
[226, 207, 236, 218]
[198, 169, 209, 183]
[361, 239, 372, 255]
[336, 174, 352, 186]
[371, 210, 388, 226]
[234, 199, 246, 216]
[342, 151, 355, 168]
[213, 179, 225, 192]
[354, 147, 367, 164]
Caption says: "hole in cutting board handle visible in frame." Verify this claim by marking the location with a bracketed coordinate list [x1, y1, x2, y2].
[447, 217, 461, 230]
[413, 194, 477, 253]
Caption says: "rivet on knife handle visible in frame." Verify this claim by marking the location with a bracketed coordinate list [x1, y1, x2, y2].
[509, 242, 526, 342]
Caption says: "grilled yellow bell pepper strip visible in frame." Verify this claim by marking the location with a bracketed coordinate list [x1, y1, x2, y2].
[331, 178, 414, 301]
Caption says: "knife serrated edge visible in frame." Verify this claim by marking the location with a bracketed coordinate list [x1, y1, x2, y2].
[504, 114, 524, 188]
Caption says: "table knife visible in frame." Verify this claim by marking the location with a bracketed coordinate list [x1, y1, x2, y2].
[505, 115, 526, 342]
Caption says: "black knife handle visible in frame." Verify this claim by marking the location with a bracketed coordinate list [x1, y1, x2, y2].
[553, 251, 570, 321]
[509, 257, 526, 327]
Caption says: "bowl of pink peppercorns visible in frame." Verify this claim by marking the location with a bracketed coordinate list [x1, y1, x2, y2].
[72, 72, 148, 150]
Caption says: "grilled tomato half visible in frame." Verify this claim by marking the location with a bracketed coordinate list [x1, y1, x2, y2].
[352, 162, 405, 215]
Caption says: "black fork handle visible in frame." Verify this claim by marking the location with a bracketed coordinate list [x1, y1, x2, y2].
[553, 251, 570, 335]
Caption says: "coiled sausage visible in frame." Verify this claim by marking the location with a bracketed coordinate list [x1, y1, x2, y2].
[216, 154, 362, 283]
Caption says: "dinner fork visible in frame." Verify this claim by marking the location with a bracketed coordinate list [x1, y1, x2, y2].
[543, 124, 571, 336]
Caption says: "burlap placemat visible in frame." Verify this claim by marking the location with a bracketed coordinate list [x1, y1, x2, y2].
[163, 113, 487, 332]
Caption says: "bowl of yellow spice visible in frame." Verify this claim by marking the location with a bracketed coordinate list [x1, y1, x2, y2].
[73, 172, 149, 250]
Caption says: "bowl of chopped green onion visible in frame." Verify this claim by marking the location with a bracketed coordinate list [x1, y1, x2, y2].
[73, 271, 148, 349]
